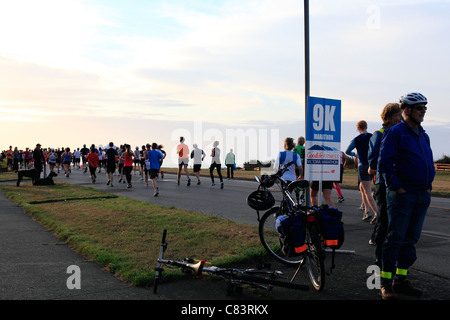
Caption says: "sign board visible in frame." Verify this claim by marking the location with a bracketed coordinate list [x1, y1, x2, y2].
[304, 96, 341, 181]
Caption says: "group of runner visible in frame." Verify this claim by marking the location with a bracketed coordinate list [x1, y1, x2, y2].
[4, 138, 239, 197]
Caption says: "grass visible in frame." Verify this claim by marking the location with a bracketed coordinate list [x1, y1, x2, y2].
[0, 181, 263, 286]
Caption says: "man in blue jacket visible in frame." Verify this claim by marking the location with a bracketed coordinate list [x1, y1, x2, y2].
[378, 92, 435, 300]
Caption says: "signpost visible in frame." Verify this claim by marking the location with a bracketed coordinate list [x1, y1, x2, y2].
[304, 96, 341, 183]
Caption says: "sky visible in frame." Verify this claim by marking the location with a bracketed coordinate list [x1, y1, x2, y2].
[1, 0, 449, 167]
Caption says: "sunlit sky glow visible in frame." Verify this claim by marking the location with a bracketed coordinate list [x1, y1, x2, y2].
[1, 0, 449, 166]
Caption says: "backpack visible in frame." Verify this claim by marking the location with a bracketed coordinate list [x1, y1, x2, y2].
[317, 205, 344, 274]
[276, 211, 306, 257]
[278, 151, 299, 168]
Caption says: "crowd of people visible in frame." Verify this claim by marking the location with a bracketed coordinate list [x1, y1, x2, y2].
[271, 92, 435, 300]
[1, 92, 435, 300]
[1, 138, 238, 197]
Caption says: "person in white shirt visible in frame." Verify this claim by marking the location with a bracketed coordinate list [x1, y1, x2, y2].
[190, 143, 205, 185]
[273, 137, 303, 182]
[209, 141, 223, 188]
[73, 148, 81, 169]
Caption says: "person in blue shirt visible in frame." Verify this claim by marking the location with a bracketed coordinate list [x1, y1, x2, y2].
[346, 120, 378, 222]
[367, 102, 402, 266]
[378, 92, 435, 300]
[146, 143, 164, 196]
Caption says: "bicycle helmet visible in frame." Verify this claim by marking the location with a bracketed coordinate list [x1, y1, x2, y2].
[260, 174, 275, 188]
[399, 92, 427, 107]
[247, 190, 275, 211]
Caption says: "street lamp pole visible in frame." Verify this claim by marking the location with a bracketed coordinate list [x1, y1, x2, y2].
[304, 0, 310, 116]
[304, 0, 311, 206]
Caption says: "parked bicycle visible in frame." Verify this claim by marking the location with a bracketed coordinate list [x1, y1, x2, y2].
[153, 229, 309, 295]
[247, 161, 326, 291]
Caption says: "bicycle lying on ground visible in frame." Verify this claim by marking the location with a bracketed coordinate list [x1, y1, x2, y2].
[153, 229, 309, 295]
[247, 161, 326, 291]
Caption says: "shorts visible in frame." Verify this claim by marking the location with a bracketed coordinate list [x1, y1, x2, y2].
[63, 161, 71, 165]
[149, 169, 159, 179]
[358, 165, 372, 181]
[311, 180, 334, 191]
[178, 158, 189, 166]
[193, 164, 201, 173]
[106, 163, 116, 173]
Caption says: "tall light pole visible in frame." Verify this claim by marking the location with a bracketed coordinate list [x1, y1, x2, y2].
[304, 0, 310, 117]
[304, 0, 311, 206]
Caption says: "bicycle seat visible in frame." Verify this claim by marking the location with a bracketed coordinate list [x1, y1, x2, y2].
[186, 259, 206, 279]
[287, 180, 310, 192]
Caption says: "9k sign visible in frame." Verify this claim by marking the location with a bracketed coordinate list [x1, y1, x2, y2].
[305, 97, 341, 182]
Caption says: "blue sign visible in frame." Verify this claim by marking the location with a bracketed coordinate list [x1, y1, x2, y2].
[306, 97, 341, 143]
[304, 96, 341, 181]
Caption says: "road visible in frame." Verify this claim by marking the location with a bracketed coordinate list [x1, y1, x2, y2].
[62, 167, 450, 281]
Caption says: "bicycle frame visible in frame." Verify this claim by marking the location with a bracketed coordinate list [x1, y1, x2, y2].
[153, 229, 309, 294]
[251, 163, 326, 291]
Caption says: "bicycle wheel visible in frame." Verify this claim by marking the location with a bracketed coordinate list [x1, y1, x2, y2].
[259, 207, 304, 265]
[304, 223, 325, 291]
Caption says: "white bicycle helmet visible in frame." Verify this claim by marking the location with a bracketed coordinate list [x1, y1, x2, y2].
[399, 92, 428, 106]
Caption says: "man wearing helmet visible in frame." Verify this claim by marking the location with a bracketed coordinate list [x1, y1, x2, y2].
[378, 92, 435, 300]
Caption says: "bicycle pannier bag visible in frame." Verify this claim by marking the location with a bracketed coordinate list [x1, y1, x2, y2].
[317, 205, 344, 249]
[276, 212, 306, 257]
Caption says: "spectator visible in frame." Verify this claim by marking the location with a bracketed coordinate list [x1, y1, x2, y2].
[225, 149, 236, 179]
[378, 92, 435, 300]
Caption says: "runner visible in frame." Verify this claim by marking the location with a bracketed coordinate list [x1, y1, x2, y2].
[117, 145, 125, 184]
[176, 137, 191, 186]
[157, 145, 166, 179]
[134, 146, 141, 177]
[61, 147, 72, 178]
[209, 141, 224, 189]
[73, 148, 81, 169]
[190, 143, 205, 185]
[143, 143, 151, 187]
[86, 147, 99, 183]
[47, 148, 58, 173]
[146, 142, 164, 196]
[120, 144, 135, 188]
[98, 147, 104, 173]
[80, 144, 89, 173]
[105, 142, 118, 187]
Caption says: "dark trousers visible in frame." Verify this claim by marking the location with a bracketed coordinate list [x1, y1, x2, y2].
[210, 163, 223, 183]
[372, 183, 388, 267]
[226, 164, 234, 179]
[124, 166, 133, 184]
